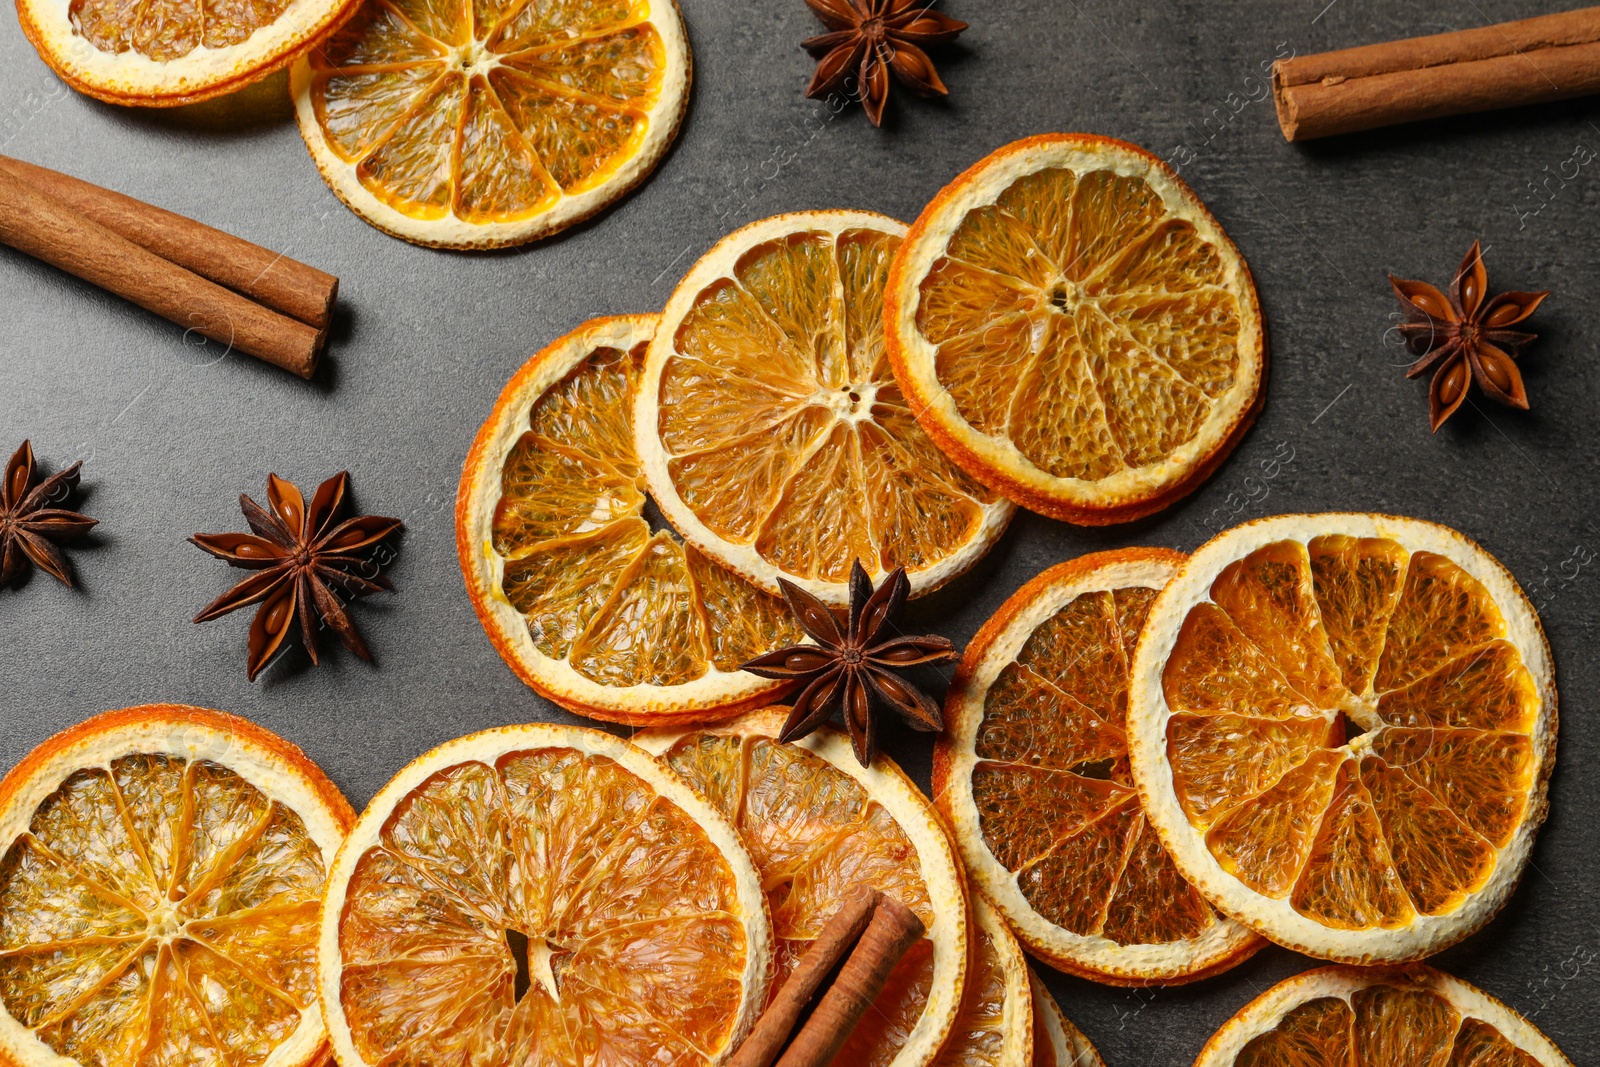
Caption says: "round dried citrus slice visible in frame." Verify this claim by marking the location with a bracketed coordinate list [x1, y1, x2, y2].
[1029, 974, 1103, 1067]
[318, 723, 769, 1067]
[0, 704, 354, 1067]
[884, 134, 1266, 525]
[457, 314, 805, 724]
[1194, 964, 1574, 1067]
[636, 710, 967, 1067]
[635, 210, 1015, 606]
[288, 0, 689, 248]
[1127, 513, 1555, 964]
[930, 894, 1032, 1067]
[933, 548, 1263, 984]
[18, 0, 356, 105]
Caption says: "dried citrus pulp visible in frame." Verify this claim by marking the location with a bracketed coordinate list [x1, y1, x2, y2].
[635, 710, 966, 1067]
[1193, 964, 1574, 1067]
[934, 548, 1262, 984]
[1127, 513, 1555, 963]
[457, 314, 805, 724]
[1031, 973, 1102, 1067]
[0, 705, 354, 1067]
[635, 210, 1014, 606]
[289, 0, 690, 247]
[17, 0, 356, 105]
[319, 723, 769, 1067]
[884, 133, 1266, 525]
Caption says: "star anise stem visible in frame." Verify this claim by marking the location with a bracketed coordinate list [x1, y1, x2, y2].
[0, 441, 97, 588]
[741, 559, 957, 765]
[191, 471, 402, 680]
[802, 0, 967, 127]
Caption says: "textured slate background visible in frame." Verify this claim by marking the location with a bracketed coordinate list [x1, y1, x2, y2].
[2, 0, 1599, 1063]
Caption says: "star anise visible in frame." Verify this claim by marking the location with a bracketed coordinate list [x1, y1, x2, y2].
[803, 0, 967, 127]
[191, 472, 402, 681]
[1389, 241, 1549, 432]
[741, 560, 958, 766]
[0, 441, 97, 588]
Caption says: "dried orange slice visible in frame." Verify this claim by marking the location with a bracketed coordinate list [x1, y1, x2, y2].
[930, 894, 1033, 1067]
[1193, 964, 1574, 1067]
[0, 704, 354, 1067]
[1127, 514, 1556, 964]
[18, 0, 357, 105]
[885, 134, 1266, 525]
[636, 210, 1014, 606]
[636, 710, 967, 1067]
[1030, 974, 1103, 1067]
[457, 314, 804, 724]
[934, 548, 1263, 984]
[289, 0, 689, 248]
[318, 723, 769, 1067]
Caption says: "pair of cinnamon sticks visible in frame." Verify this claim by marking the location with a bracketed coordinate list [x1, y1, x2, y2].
[0, 155, 337, 379]
[732, 884, 925, 1067]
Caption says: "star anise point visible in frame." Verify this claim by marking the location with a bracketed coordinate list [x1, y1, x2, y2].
[801, 0, 967, 127]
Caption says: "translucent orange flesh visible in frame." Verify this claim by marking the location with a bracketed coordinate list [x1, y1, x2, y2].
[490, 341, 803, 687]
[930, 927, 1011, 1067]
[659, 228, 1000, 584]
[338, 748, 749, 1067]
[972, 584, 1219, 947]
[1162, 538, 1539, 929]
[914, 165, 1244, 481]
[0, 755, 326, 1067]
[71, 0, 292, 60]
[1234, 985, 1542, 1067]
[662, 733, 936, 1067]
[310, 0, 665, 221]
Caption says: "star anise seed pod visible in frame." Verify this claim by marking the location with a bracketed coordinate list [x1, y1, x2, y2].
[1389, 241, 1549, 432]
[191, 472, 402, 681]
[803, 0, 967, 127]
[0, 441, 97, 588]
[742, 559, 958, 766]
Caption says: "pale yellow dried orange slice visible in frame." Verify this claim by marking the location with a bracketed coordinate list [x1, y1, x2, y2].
[18, 0, 357, 105]
[456, 314, 804, 724]
[636, 710, 967, 1067]
[1193, 965, 1574, 1067]
[318, 723, 769, 1067]
[1030, 974, 1104, 1067]
[934, 548, 1263, 985]
[635, 210, 1014, 606]
[885, 134, 1266, 525]
[930, 894, 1032, 1067]
[289, 0, 689, 248]
[0, 704, 354, 1067]
[1127, 514, 1556, 964]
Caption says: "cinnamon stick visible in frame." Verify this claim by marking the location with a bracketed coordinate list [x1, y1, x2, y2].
[1273, 6, 1600, 141]
[730, 885, 881, 1067]
[773, 894, 925, 1067]
[0, 167, 323, 378]
[0, 155, 338, 330]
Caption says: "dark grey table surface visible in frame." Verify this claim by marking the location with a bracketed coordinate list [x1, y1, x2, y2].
[3, 0, 1599, 1063]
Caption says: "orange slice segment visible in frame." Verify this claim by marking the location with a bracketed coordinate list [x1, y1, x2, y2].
[18, 0, 358, 104]
[0, 706, 353, 1067]
[934, 548, 1263, 985]
[1194, 965, 1574, 1067]
[457, 315, 804, 724]
[1029, 972, 1105, 1067]
[318, 724, 769, 1067]
[289, 0, 689, 248]
[1128, 514, 1556, 963]
[884, 134, 1266, 525]
[636, 211, 1015, 606]
[636, 711, 967, 1067]
[929, 896, 1032, 1067]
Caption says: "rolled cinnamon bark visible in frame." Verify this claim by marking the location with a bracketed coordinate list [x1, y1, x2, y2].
[0, 154, 338, 330]
[0, 168, 323, 378]
[1274, 6, 1600, 141]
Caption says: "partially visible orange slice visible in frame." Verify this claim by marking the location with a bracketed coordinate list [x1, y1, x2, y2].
[1030, 974, 1104, 1067]
[934, 549, 1263, 984]
[1194, 965, 1574, 1067]
[932, 895, 1032, 1067]
[637, 711, 968, 1067]
[457, 315, 804, 724]
[318, 723, 770, 1067]
[289, 0, 689, 247]
[0, 705, 353, 1067]
[635, 210, 1014, 606]
[1128, 514, 1556, 963]
[885, 134, 1266, 525]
